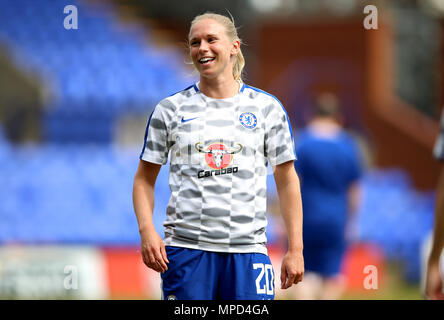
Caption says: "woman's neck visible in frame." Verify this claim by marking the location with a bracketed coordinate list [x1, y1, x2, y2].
[198, 76, 240, 99]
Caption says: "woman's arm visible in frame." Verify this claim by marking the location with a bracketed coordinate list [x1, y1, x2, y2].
[132, 160, 169, 273]
[273, 160, 304, 289]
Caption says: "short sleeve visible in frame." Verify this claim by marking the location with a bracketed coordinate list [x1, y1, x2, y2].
[434, 110, 444, 161]
[139, 103, 170, 165]
[265, 99, 296, 167]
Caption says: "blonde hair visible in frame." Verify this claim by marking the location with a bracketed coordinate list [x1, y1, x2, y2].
[188, 12, 245, 81]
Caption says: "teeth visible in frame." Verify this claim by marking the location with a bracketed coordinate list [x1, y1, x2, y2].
[199, 57, 214, 63]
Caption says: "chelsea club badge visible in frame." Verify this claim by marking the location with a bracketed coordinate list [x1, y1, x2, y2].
[239, 112, 257, 129]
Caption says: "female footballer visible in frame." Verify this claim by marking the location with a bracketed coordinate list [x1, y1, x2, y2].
[132, 12, 304, 300]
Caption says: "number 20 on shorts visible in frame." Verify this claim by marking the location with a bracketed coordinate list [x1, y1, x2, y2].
[253, 263, 274, 295]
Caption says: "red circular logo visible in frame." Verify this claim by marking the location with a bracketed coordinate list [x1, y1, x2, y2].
[205, 144, 233, 169]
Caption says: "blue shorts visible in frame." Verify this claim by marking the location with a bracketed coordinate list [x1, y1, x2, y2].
[160, 246, 275, 300]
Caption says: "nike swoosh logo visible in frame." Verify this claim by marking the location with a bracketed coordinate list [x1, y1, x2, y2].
[181, 117, 199, 123]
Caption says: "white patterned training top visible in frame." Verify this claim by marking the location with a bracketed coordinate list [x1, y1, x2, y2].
[139, 82, 296, 254]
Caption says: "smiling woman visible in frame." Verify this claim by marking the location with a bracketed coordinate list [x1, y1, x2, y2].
[187, 13, 245, 98]
[132, 12, 304, 300]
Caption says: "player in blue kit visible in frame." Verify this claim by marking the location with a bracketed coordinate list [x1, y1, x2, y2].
[132, 12, 304, 300]
[291, 93, 363, 299]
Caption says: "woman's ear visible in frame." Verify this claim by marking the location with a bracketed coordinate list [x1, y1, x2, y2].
[231, 40, 240, 56]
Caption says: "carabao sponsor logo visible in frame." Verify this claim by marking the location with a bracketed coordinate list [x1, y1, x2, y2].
[195, 142, 243, 169]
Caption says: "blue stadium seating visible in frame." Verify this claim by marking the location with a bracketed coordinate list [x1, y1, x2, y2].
[356, 169, 435, 282]
[0, 0, 194, 143]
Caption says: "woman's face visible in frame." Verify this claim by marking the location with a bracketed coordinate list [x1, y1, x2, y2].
[189, 18, 239, 81]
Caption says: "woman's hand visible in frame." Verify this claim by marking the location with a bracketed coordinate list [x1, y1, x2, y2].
[425, 260, 444, 300]
[280, 250, 304, 289]
[140, 228, 169, 273]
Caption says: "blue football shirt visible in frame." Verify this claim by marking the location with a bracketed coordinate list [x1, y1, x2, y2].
[294, 124, 362, 245]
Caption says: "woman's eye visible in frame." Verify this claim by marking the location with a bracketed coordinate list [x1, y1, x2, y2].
[190, 41, 199, 46]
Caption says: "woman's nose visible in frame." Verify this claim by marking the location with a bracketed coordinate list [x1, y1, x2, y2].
[199, 40, 209, 52]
